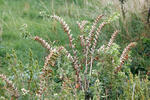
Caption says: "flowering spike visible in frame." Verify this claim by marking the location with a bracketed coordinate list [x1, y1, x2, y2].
[115, 42, 137, 73]
[107, 30, 119, 50]
[51, 15, 74, 48]
[51, 15, 82, 87]
[37, 46, 64, 98]
[34, 36, 52, 51]
[87, 15, 104, 48]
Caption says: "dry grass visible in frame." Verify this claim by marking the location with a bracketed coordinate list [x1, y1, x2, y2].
[101, 0, 149, 17]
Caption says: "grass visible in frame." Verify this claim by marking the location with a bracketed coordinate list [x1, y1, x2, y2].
[0, 0, 150, 73]
[0, 0, 105, 65]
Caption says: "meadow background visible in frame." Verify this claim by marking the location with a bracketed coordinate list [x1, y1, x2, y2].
[0, 0, 150, 99]
[1, 0, 150, 74]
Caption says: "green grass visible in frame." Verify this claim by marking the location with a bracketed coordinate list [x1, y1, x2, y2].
[0, 0, 108, 65]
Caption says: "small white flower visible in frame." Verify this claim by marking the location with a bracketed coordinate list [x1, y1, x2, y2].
[95, 79, 100, 83]
[0, 96, 5, 100]
[39, 11, 42, 15]
[95, 79, 100, 86]
[54, 93, 58, 96]
[21, 88, 29, 95]
[53, 48, 57, 52]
